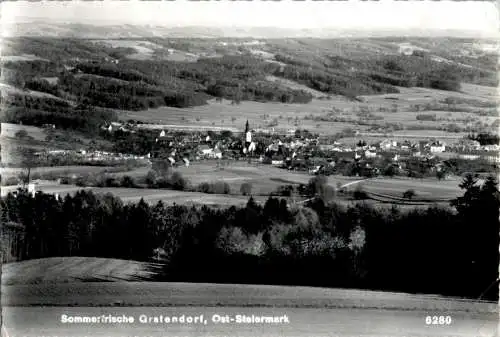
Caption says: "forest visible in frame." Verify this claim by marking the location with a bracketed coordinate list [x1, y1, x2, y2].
[1, 173, 499, 301]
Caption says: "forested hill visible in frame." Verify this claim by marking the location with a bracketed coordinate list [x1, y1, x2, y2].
[1, 36, 497, 133]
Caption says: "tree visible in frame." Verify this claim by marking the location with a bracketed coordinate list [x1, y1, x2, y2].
[170, 172, 188, 191]
[353, 185, 368, 200]
[450, 173, 480, 215]
[145, 170, 157, 188]
[120, 175, 136, 188]
[152, 159, 172, 178]
[307, 175, 328, 197]
[403, 189, 416, 200]
[240, 182, 253, 196]
[436, 170, 446, 181]
[17, 147, 38, 186]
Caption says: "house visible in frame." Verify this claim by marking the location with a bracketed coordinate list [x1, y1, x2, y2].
[309, 165, 323, 175]
[182, 158, 190, 167]
[159, 130, 166, 138]
[271, 155, 285, 166]
[167, 157, 176, 165]
[484, 154, 500, 163]
[379, 139, 397, 150]
[399, 46, 414, 56]
[198, 145, 213, 156]
[482, 144, 500, 152]
[457, 138, 480, 150]
[364, 150, 377, 159]
[27, 183, 36, 196]
[429, 141, 446, 153]
[459, 153, 480, 161]
[398, 140, 413, 151]
[213, 148, 223, 159]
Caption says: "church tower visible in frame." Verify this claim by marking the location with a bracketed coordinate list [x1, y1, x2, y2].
[244, 120, 252, 147]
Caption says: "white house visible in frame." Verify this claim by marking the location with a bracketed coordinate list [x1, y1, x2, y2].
[365, 150, 377, 158]
[213, 148, 223, 159]
[429, 141, 446, 153]
[482, 144, 500, 152]
[399, 46, 414, 56]
[247, 141, 257, 153]
[27, 183, 36, 196]
[271, 156, 285, 166]
[159, 130, 166, 138]
[379, 139, 397, 150]
[167, 157, 176, 165]
[484, 155, 500, 163]
[199, 145, 213, 156]
[459, 154, 480, 161]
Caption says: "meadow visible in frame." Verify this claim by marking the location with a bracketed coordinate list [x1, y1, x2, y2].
[121, 83, 496, 142]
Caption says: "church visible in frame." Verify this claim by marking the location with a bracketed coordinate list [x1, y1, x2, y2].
[243, 120, 256, 155]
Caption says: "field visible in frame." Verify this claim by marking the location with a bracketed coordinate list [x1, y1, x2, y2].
[265, 75, 330, 98]
[2, 257, 497, 337]
[1, 159, 463, 209]
[122, 83, 496, 142]
[2, 257, 163, 285]
[90, 39, 200, 61]
[359, 176, 462, 200]
[1, 122, 48, 141]
[0, 82, 67, 102]
[169, 161, 355, 195]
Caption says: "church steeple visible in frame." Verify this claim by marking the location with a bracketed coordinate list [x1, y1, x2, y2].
[244, 120, 252, 146]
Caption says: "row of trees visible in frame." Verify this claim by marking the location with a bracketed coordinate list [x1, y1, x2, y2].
[1, 174, 498, 300]
[467, 132, 500, 146]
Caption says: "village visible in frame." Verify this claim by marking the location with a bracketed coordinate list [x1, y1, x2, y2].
[27, 118, 500, 181]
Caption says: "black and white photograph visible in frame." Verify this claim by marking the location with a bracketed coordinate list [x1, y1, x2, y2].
[0, 1, 499, 336]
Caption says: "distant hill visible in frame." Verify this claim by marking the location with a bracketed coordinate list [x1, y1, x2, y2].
[3, 21, 497, 39]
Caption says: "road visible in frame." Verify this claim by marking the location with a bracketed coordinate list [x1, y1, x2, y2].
[2, 306, 497, 337]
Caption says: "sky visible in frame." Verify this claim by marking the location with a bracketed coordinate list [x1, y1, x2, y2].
[1, 0, 499, 36]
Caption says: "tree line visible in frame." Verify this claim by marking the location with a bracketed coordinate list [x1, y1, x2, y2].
[1, 173, 498, 301]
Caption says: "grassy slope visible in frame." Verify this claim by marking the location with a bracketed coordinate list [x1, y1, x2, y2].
[2, 257, 164, 285]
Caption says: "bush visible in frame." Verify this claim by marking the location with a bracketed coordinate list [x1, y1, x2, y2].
[170, 172, 188, 191]
[214, 181, 231, 194]
[2, 176, 19, 186]
[216, 227, 265, 256]
[75, 176, 87, 187]
[275, 184, 295, 197]
[14, 129, 29, 139]
[353, 185, 368, 200]
[197, 181, 231, 194]
[416, 114, 436, 121]
[402, 189, 416, 200]
[120, 175, 136, 188]
[145, 170, 157, 188]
